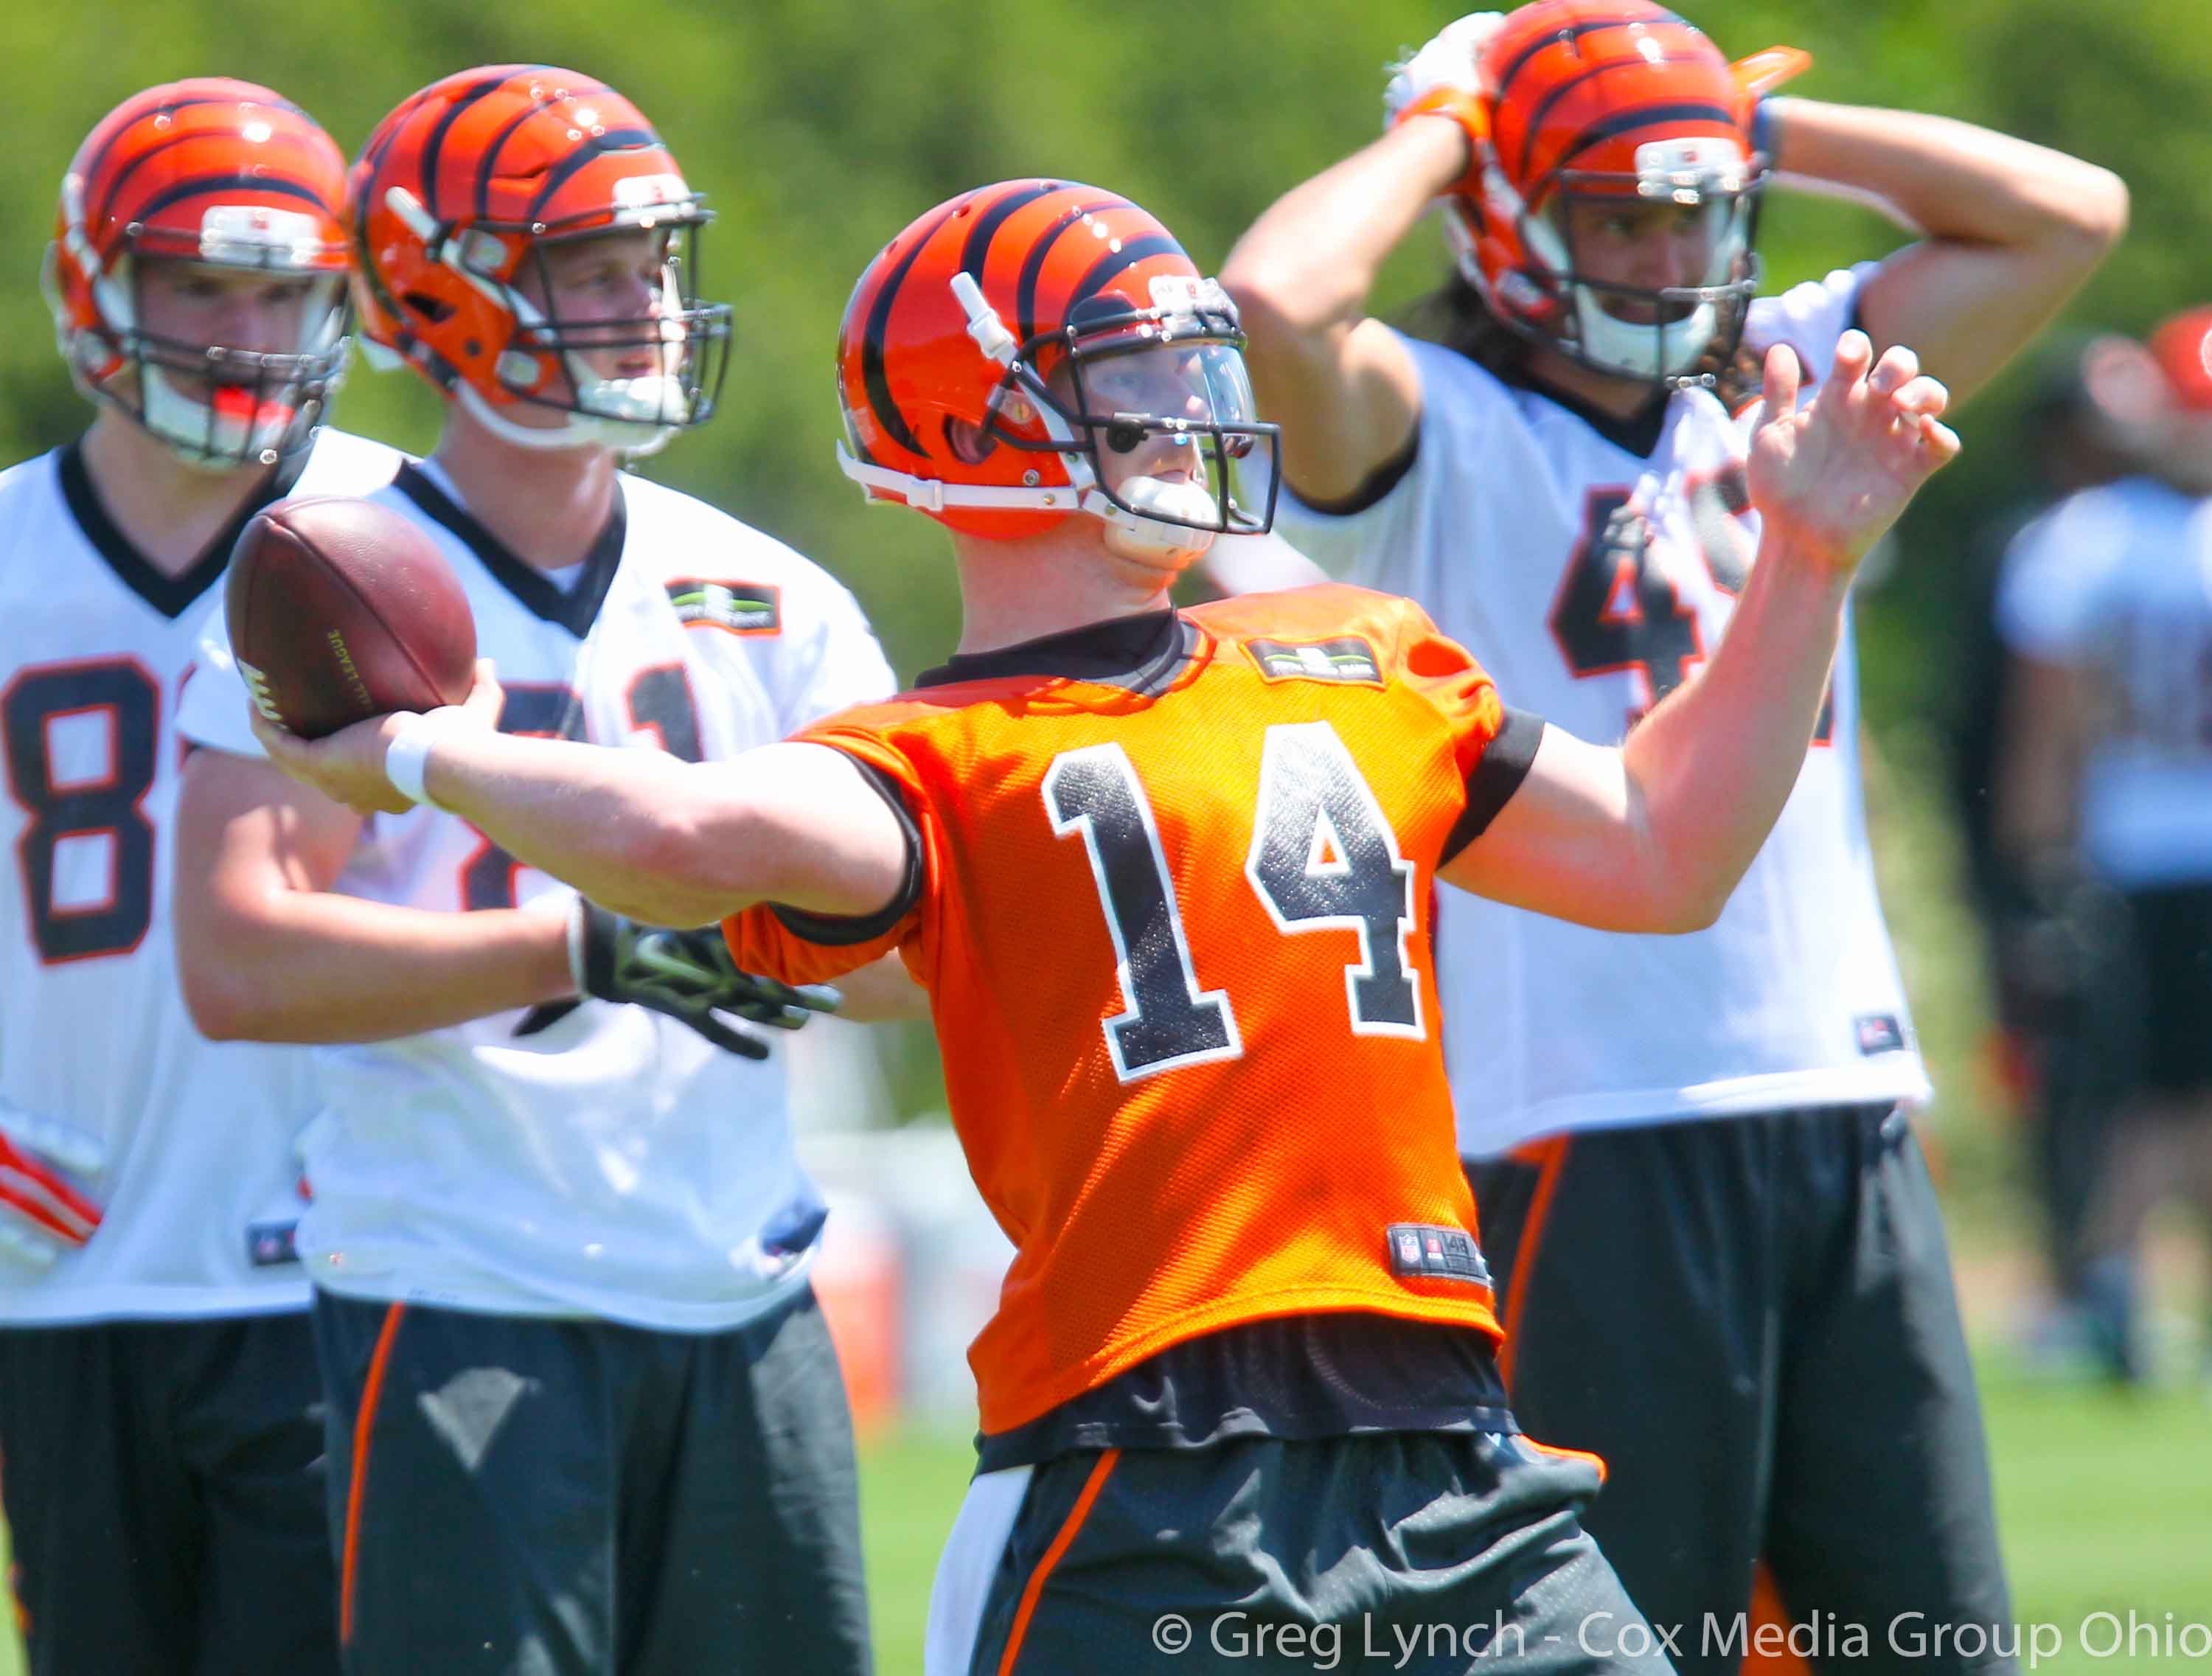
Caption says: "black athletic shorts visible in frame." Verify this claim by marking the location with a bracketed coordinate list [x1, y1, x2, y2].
[315, 1282, 870, 1676]
[2122, 883, 2212, 1096]
[931, 1428, 1673, 1676]
[1467, 1105, 2017, 1676]
[0, 1310, 337, 1676]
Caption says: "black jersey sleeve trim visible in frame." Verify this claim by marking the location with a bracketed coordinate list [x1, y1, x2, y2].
[767, 759, 925, 946]
[1287, 424, 1421, 519]
[1441, 707, 1546, 864]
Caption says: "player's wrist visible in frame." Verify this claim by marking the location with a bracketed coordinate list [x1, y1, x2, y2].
[382, 706, 470, 811]
[1391, 89, 1486, 195]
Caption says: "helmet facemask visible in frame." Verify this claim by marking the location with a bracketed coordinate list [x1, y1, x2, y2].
[983, 278, 1281, 561]
[396, 187, 732, 457]
[1472, 136, 1764, 390]
[496, 215, 730, 454]
[49, 194, 350, 471]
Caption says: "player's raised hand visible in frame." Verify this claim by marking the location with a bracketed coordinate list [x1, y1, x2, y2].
[1747, 330, 1960, 580]
[1385, 13, 1503, 120]
[1384, 12, 1503, 179]
[251, 658, 503, 818]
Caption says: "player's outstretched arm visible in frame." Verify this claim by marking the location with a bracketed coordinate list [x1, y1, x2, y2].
[1220, 17, 1500, 503]
[1444, 332, 1958, 931]
[175, 748, 577, 1043]
[250, 689, 911, 935]
[1767, 99, 2126, 406]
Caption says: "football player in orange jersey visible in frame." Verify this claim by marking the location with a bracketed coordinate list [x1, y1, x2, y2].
[253, 179, 1957, 1675]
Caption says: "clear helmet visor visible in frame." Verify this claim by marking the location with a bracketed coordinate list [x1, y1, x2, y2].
[1060, 337, 1281, 537]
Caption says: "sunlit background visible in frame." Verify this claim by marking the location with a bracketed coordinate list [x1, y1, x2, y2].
[8, 1, 2211, 1669]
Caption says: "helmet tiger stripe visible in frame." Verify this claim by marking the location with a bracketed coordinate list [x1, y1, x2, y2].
[838, 179, 1279, 552]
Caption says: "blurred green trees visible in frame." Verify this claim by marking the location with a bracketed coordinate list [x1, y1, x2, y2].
[18, 1, 2208, 1151]
[14, 0, 2199, 686]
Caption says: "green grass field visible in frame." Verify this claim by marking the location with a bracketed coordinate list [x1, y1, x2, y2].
[0, 1357, 2197, 1672]
[852, 1370, 2212, 1676]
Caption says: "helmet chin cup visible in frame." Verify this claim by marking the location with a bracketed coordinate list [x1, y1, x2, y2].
[139, 364, 297, 472]
[454, 380, 675, 456]
[1093, 474, 1219, 566]
[1571, 287, 1718, 381]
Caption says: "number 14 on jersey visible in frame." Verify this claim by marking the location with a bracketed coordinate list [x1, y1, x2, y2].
[1044, 720, 1424, 1084]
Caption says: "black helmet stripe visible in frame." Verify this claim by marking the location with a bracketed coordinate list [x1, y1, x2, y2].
[960, 181, 1062, 281]
[1065, 234, 1184, 316]
[1492, 16, 1661, 102]
[1015, 198, 1123, 346]
[130, 172, 337, 225]
[1552, 100, 1739, 173]
[418, 71, 519, 213]
[521, 128, 660, 223]
[860, 199, 967, 459]
[94, 132, 212, 229]
[476, 84, 613, 220]
[1519, 57, 1723, 178]
[79, 96, 237, 204]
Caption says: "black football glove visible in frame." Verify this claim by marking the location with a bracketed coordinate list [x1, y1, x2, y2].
[568, 901, 841, 1060]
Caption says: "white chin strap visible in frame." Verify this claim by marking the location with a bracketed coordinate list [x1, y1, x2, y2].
[456, 380, 675, 457]
[835, 442, 1218, 560]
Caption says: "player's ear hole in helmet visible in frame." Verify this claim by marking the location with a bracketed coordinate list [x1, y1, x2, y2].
[834, 180, 1281, 567]
[347, 66, 731, 457]
[45, 79, 353, 472]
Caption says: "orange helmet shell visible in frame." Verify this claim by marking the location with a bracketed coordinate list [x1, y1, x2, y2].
[349, 65, 723, 440]
[49, 79, 348, 441]
[837, 180, 1212, 538]
[1442, 0, 1798, 381]
[2149, 308, 2212, 414]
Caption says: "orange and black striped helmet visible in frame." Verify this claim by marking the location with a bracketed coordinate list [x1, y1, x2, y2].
[1441, 1, 1807, 385]
[349, 66, 730, 454]
[46, 79, 351, 468]
[835, 179, 1279, 553]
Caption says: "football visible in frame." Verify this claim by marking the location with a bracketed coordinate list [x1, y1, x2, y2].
[226, 495, 478, 740]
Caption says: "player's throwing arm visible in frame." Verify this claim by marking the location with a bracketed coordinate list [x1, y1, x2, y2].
[250, 327, 1955, 935]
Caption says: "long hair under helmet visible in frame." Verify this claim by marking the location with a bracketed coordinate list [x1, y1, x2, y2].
[1411, 1, 1809, 388]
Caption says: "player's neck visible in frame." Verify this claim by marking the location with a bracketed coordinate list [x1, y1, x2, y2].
[77, 412, 275, 578]
[428, 410, 621, 570]
[947, 524, 1194, 655]
[1523, 342, 1665, 423]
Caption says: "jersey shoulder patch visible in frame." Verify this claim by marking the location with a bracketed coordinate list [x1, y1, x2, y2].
[1192, 583, 1430, 685]
[1240, 634, 1385, 687]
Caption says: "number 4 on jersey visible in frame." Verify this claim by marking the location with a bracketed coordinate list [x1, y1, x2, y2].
[1551, 482, 1833, 744]
[1046, 721, 1422, 1084]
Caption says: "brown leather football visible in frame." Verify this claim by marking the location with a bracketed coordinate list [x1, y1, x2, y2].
[226, 496, 477, 740]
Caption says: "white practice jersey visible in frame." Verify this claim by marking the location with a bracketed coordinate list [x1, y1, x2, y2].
[0, 428, 403, 1322]
[178, 461, 895, 1330]
[1278, 265, 1930, 1155]
[1998, 476, 2212, 890]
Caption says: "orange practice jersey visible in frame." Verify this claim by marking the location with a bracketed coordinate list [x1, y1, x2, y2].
[726, 584, 1531, 1435]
